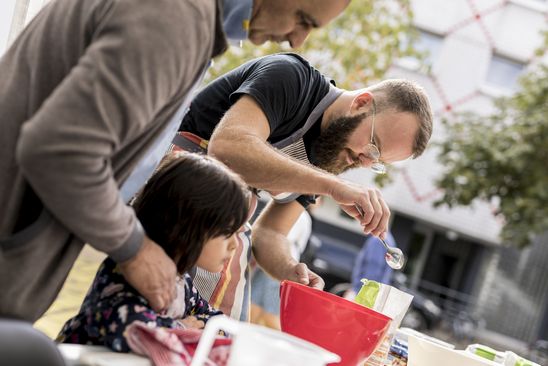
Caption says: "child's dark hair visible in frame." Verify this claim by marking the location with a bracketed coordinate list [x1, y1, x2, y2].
[132, 153, 250, 274]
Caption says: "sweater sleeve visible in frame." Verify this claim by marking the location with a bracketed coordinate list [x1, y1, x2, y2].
[15, 0, 215, 260]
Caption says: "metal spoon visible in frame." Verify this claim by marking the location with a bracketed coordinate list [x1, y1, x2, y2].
[354, 204, 406, 270]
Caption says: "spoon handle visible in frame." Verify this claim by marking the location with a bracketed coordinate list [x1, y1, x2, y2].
[354, 204, 406, 270]
[379, 238, 390, 250]
[354, 203, 385, 239]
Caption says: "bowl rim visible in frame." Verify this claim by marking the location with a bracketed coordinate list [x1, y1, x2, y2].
[280, 280, 392, 322]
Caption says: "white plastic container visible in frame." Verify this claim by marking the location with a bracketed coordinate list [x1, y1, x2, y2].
[407, 334, 499, 366]
[190, 315, 341, 366]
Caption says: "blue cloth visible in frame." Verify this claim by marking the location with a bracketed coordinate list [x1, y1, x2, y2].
[351, 233, 396, 292]
[223, 0, 253, 44]
[251, 268, 281, 315]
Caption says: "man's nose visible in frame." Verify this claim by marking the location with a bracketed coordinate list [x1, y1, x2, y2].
[288, 28, 311, 48]
[358, 154, 372, 168]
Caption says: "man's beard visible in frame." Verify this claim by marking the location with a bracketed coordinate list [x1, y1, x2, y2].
[312, 112, 368, 175]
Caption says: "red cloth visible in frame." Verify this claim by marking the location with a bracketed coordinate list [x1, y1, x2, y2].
[126, 321, 232, 366]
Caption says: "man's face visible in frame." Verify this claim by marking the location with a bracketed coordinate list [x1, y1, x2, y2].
[313, 110, 419, 175]
[249, 0, 349, 48]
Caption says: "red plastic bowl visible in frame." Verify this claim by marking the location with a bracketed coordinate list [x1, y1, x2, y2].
[280, 280, 392, 366]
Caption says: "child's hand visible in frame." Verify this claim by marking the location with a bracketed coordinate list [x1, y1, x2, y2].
[178, 316, 205, 329]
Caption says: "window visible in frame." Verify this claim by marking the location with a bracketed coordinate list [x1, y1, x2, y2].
[399, 29, 444, 71]
[485, 54, 525, 91]
[415, 30, 444, 66]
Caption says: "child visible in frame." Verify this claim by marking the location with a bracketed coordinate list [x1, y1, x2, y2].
[57, 153, 250, 352]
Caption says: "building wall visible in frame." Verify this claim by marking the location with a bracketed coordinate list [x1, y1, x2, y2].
[339, 0, 546, 245]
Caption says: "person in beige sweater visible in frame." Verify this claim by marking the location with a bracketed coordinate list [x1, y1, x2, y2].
[0, 0, 350, 322]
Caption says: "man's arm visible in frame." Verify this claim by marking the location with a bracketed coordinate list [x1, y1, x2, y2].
[252, 200, 324, 289]
[208, 96, 390, 237]
[16, 0, 214, 310]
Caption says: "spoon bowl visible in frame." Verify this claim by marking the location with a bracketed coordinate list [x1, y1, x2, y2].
[354, 204, 406, 270]
[382, 242, 406, 270]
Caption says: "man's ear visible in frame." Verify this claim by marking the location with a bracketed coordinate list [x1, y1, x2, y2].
[350, 91, 373, 114]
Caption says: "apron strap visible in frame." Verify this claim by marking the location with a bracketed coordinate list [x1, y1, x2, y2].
[272, 83, 343, 149]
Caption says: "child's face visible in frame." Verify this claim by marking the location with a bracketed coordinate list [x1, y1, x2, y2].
[196, 232, 239, 273]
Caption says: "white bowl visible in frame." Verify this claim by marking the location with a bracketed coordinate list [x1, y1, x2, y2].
[407, 335, 499, 366]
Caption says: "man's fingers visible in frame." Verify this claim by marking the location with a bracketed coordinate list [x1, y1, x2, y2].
[357, 199, 374, 227]
[119, 236, 178, 313]
[333, 182, 392, 237]
[148, 295, 166, 313]
[340, 204, 362, 222]
[293, 263, 325, 290]
[294, 263, 310, 285]
[308, 271, 325, 290]
[364, 190, 383, 234]
[373, 196, 390, 237]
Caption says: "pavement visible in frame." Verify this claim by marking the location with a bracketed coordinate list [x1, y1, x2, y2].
[34, 246, 105, 339]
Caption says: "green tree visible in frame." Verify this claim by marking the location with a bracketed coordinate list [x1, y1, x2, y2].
[435, 32, 548, 247]
[207, 0, 419, 89]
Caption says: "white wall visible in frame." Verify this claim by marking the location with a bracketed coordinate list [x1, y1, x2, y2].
[0, 0, 49, 54]
[0, 0, 17, 53]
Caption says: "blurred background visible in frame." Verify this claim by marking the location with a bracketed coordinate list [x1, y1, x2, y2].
[1, 0, 546, 364]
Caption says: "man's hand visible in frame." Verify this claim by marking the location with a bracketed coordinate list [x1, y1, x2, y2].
[285, 262, 325, 290]
[118, 235, 177, 312]
[329, 180, 390, 239]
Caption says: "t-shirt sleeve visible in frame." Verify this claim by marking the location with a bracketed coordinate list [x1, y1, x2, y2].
[229, 55, 308, 136]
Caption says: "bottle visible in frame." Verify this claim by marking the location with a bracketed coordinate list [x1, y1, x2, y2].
[466, 344, 506, 363]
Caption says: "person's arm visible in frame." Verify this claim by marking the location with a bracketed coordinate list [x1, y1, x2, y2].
[252, 200, 325, 289]
[15, 1, 213, 309]
[208, 96, 390, 237]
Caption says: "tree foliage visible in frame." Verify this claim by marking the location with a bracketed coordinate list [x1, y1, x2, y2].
[207, 0, 419, 89]
[435, 32, 548, 247]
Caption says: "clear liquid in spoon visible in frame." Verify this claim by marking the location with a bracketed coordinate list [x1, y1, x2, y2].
[385, 249, 405, 270]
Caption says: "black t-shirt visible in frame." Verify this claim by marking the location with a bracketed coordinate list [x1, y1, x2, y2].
[179, 53, 333, 156]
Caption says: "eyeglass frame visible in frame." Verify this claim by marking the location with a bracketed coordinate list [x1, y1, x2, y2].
[367, 98, 386, 174]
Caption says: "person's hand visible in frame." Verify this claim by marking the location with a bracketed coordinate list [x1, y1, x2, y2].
[118, 235, 177, 312]
[328, 180, 390, 239]
[285, 262, 325, 290]
[178, 316, 205, 329]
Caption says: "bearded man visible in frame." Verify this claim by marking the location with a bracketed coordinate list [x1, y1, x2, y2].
[172, 53, 433, 320]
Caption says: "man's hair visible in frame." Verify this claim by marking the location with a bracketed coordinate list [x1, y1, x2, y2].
[132, 153, 250, 274]
[368, 79, 433, 158]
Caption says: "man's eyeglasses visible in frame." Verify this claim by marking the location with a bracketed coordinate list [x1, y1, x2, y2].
[366, 99, 386, 174]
